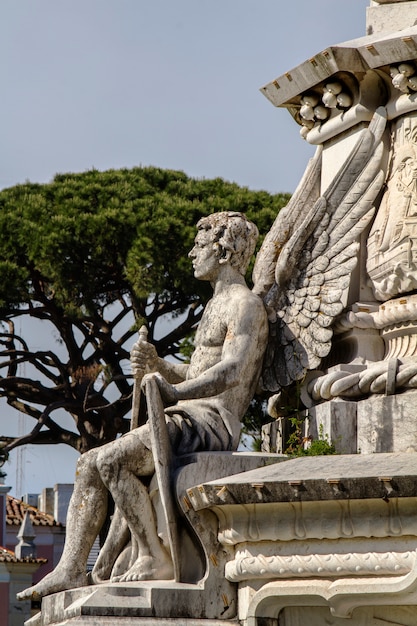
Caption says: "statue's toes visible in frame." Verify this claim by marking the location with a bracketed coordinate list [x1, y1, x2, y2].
[111, 574, 123, 583]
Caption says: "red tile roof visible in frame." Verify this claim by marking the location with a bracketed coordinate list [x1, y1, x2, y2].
[6, 495, 63, 528]
[0, 546, 46, 564]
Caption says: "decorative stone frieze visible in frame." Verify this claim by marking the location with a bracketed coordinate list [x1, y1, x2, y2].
[226, 540, 413, 581]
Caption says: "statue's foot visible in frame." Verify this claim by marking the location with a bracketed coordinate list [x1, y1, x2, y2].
[112, 554, 174, 582]
[16, 567, 88, 600]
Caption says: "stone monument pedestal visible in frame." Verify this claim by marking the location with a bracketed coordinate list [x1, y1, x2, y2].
[30, 451, 417, 626]
[306, 389, 417, 455]
[187, 452, 417, 626]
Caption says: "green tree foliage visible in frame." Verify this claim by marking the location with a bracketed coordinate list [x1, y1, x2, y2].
[0, 167, 289, 454]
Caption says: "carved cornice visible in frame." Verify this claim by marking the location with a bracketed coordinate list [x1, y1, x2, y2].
[334, 296, 417, 333]
[226, 538, 415, 582]
[374, 295, 417, 328]
[211, 497, 415, 546]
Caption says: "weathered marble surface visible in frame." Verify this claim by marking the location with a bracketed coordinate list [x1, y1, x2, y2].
[367, 1, 417, 35]
[357, 389, 417, 453]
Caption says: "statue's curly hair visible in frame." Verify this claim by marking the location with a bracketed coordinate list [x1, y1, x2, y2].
[196, 212, 259, 275]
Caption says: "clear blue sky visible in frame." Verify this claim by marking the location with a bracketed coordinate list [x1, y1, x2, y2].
[0, 0, 370, 498]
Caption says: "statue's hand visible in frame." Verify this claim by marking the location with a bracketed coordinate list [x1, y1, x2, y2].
[141, 372, 179, 405]
[130, 340, 158, 376]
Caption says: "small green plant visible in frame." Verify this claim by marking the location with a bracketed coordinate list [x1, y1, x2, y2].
[307, 423, 337, 456]
[285, 416, 336, 457]
[256, 381, 338, 455]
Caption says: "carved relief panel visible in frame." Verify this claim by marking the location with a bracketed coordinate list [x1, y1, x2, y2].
[367, 112, 417, 301]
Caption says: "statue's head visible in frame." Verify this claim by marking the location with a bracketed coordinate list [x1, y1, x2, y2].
[195, 212, 259, 276]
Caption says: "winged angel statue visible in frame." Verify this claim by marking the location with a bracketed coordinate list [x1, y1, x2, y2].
[253, 106, 388, 406]
[16, 108, 389, 603]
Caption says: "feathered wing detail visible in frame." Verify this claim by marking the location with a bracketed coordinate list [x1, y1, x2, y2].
[255, 107, 387, 392]
[252, 144, 322, 299]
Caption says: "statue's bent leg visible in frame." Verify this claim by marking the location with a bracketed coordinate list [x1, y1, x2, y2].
[90, 507, 130, 583]
[96, 427, 173, 582]
[17, 447, 109, 600]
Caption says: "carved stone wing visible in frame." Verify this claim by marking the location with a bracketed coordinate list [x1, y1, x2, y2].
[252, 144, 322, 300]
[254, 107, 387, 392]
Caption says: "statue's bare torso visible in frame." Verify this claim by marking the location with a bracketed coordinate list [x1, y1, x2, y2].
[186, 285, 268, 422]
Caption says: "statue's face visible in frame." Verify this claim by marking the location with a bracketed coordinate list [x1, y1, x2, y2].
[189, 229, 221, 281]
